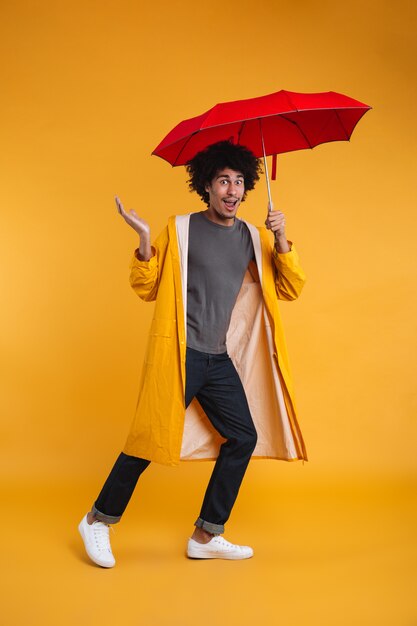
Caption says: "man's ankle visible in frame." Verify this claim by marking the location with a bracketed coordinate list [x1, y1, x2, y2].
[87, 511, 97, 525]
[191, 527, 215, 544]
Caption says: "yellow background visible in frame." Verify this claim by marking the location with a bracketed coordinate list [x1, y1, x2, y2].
[1, 1, 416, 624]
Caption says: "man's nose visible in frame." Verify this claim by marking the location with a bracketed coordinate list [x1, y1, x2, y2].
[228, 184, 237, 195]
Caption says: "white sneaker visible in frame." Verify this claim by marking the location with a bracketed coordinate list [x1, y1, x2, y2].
[78, 514, 116, 568]
[187, 535, 253, 560]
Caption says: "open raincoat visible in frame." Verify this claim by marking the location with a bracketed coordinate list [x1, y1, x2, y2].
[123, 214, 307, 466]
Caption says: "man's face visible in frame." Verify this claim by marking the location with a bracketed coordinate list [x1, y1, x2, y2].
[204, 168, 245, 223]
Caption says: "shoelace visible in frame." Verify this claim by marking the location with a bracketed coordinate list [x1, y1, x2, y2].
[92, 521, 115, 552]
[212, 536, 234, 550]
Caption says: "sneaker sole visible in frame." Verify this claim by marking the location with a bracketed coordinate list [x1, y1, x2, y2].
[78, 519, 116, 568]
[187, 547, 253, 560]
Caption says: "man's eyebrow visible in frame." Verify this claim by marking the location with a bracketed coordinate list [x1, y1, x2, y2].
[215, 173, 244, 179]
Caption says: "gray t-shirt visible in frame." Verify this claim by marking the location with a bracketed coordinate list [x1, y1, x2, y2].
[186, 211, 254, 354]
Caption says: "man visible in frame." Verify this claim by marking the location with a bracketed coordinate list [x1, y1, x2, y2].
[78, 140, 307, 568]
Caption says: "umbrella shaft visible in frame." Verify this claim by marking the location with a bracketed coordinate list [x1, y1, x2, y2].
[260, 120, 274, 212]
[263, 154, 274, 212]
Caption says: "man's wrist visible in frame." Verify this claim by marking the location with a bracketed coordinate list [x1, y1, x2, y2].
[137, 236, 152, 261]
[274, 233, 291, 254]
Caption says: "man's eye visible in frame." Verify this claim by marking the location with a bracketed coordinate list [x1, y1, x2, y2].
[236, 180, 243, 185]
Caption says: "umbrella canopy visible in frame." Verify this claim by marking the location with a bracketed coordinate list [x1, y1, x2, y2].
[152, 89, 371, 207]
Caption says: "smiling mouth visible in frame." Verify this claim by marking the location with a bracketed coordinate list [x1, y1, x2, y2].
[223, 199, 238, 210]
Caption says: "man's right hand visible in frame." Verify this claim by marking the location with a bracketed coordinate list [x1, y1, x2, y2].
[115, 196, 150, 237]
[115, 196, 152, 261]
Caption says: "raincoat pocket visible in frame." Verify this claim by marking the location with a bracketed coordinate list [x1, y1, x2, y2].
[145, 318, 176, 365]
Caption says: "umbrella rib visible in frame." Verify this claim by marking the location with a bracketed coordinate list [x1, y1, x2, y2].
[237, 120, 246, 145]
[172, 131, 199, 166]
[278, 114, 314, 149]
[334, 109, 350, 140]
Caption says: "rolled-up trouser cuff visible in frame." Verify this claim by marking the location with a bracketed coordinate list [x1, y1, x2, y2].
[92, 504, 122, 525]
[194, 517, 224, 535]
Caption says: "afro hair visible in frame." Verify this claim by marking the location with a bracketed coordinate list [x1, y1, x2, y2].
[186, 140, 262, 207]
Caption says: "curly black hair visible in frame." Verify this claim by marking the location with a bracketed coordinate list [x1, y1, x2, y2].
[186, 140, 262, 207]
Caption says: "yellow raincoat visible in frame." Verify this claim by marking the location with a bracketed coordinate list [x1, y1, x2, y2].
[123, 214, 307, 466]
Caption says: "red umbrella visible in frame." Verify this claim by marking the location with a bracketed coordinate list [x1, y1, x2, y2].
[152, 89, 371, 209]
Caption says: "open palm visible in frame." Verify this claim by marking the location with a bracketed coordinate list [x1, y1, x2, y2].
[115, 196, 150, 237]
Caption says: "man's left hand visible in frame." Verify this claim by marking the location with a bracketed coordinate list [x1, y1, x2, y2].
[265, 209, 290, 253]
[265, 209, 286, 237]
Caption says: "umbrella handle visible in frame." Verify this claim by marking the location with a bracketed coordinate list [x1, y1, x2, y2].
[263, 154, 280, 243]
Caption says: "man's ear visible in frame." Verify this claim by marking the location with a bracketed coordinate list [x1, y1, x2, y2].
[205, 183, 210, 193]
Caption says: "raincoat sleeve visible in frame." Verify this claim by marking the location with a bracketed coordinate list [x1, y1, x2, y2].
[271, 241, 306, 301]
[129, 226, 169, 302]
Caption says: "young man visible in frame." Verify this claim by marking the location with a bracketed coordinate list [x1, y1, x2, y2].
[78, 141, 307, 567]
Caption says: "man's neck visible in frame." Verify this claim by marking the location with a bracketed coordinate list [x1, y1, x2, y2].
[203, 208, 235, 227]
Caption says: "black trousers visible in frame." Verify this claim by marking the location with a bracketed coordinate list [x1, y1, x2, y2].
[92, 347, 257, 534]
